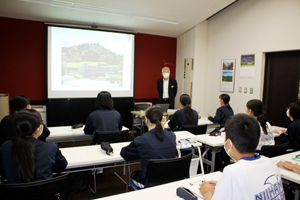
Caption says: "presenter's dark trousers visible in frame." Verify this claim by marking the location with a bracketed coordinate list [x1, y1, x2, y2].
[161, 98, 172, 108]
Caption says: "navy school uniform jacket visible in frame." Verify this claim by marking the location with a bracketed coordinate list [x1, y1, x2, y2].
[84, 109, 122, 135]
[0, 115, 50, 145]
[168, 108, 198, 131]
[280, 118, 300, 150]
[120, 129, 177, 183]
[208, 106, 234, 128]
[1, 137, 67, 184]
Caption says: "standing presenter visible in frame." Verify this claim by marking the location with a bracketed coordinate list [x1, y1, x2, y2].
[157, 67, 178, 109]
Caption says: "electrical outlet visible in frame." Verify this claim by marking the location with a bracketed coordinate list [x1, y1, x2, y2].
[250, 88, 253, 94]
[239, 87, 242, 93]
[244, 87, 247, 93]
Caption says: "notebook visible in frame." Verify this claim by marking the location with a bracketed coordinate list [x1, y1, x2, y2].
[156, 104, 169, 112]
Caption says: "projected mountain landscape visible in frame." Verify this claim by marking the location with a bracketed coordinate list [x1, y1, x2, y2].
[61, 42, 124, 87]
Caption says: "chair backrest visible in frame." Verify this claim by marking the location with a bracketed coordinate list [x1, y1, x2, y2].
[181, 125, 207, 135]
[144, 153, 192, 188]
[260, 142, 289, 158]
[0, 174, 70, 200]
[134, 103, 151, 111]
[92, 130, 128, 145]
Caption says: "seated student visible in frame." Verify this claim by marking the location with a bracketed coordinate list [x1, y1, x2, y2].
[1, 109, 67, 184]
[274, 102, 300, 151]
[0, 95, 50, 144]
[168, 94, 198, 131]
[120, 106, 176, 188]
[199, 114, 285, 200]
[246, 99, 274, 151]
[84, 91, 122, 135]
[207, 94, 233, 129]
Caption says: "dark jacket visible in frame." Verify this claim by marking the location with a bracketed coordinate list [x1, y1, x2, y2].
[84, 109, 122, 135]
[168, 108, 198, 130]
[120, 129, 176, 184]
[1, 137, 67, 184]
[280, 118, 300, 150]
[157, 78, 178, 109]
[208, 106, 234, 128]
[0, 115, 50, 146]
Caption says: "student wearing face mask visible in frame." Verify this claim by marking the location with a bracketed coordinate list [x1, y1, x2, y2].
[1, 109, 67, 184]
[207, 94, 234, 129]
[168, 94, 198, 131]
[199, 114, 285, 200]
[157, 67, 178, 109]
[120, 106, 176, 188]
[274, 102, 300, 151]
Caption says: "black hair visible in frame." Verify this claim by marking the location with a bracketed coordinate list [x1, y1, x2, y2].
[180, 94, 197, 125]
[12, 109, 42, 182]
[12, 95, 30, 111]
[289, 102, 300, 119]
[246, 99, 268, 134]
[145, 106, 164, 142]
[95, 91, 114, 110]
[219, 94, 232, 110]
[225, 113, 260, 154]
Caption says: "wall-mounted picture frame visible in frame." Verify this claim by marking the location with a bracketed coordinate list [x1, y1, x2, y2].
[220, 59, 236, 93]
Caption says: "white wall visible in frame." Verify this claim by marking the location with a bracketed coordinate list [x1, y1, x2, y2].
[177, 0, 300, 116]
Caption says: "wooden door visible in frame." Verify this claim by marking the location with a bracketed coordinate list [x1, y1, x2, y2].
[263, 51, 300, 127]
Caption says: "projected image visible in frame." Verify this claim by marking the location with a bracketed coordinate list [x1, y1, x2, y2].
[61, 40, 124, 87]
[48, 26, 135, 98]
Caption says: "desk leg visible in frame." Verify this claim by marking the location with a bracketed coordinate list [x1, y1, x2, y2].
[211, 151, 216, 173]
[88, 168, 97, 194]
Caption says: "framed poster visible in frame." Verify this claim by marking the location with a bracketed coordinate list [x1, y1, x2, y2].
[240, 54, 255, 78]
[220, 59, 235, 93]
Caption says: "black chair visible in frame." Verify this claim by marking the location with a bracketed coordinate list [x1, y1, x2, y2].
[181, 124, 207, 135]
[260, 142, 289, 158]
[92, 130, 128, 145]
[0, 174, 70, 200]
[132, 103, 151, 134]
[128, 153, 192, 190]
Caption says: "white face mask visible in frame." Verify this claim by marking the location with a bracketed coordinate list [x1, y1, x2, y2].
[224, 139, 236, 162]
[286, 109, 290, 118]
[163, 73, 169, 79]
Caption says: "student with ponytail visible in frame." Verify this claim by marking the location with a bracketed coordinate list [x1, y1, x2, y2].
[246, 99, 274, 151]
[208, 94, 234, 128]
[1, 109, 67, 184]
[168, 94, 198, 130]
[120, 106, 176, 188]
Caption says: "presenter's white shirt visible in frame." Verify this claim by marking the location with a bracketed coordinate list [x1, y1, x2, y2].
[212, 155, 285, 200]
[163, 79, 169, 98]
[256, 122, 275, 151]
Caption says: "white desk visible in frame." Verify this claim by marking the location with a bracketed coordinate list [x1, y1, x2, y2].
[47, 126, 129, 143]
[61, 142, 130, 169]
[61, 131, 200, 169]
[272, 151, 300, 200]
[95, 171, 223, 200]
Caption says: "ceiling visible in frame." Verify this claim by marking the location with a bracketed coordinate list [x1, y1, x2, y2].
[0, 0, 236, 38]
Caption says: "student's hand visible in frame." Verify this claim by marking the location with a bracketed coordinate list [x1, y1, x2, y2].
[161, 116, 167, 129]
[207, 180, 218, 186]
[273, 129, 286, 134]
[277, 161, 300, 173]
[207, 115, 210, 119]
[199, 181, 215, 199]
